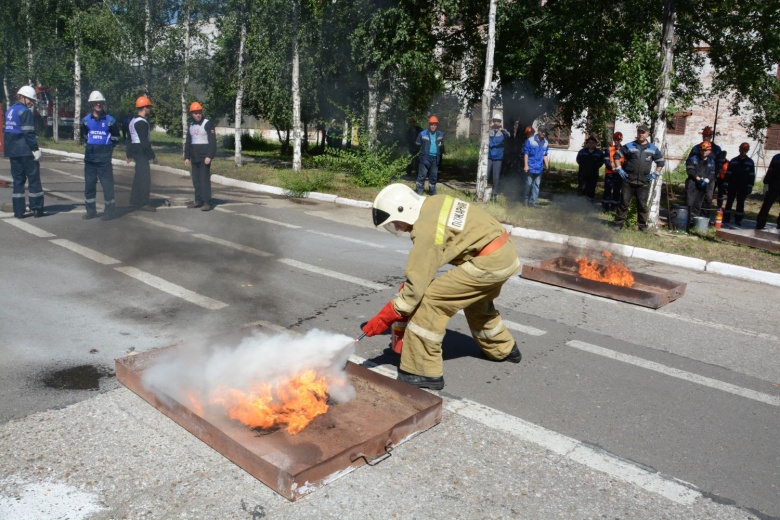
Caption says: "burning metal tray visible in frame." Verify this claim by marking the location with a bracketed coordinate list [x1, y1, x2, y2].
[715, 228, 780, 252]
[116, 339, 442, 501]
[521, 256, 686, 309]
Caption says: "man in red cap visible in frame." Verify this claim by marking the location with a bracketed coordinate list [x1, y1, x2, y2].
[685, 140, 717, 230]
[722, 143, 754, 226]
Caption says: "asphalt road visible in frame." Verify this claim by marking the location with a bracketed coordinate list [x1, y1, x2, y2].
[0, 154, 778, 519]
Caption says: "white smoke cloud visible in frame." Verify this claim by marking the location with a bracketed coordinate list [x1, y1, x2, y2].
[141, 329, 357, 416]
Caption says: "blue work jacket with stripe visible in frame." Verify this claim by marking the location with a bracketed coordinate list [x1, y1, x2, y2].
[3, 101, 39, 158]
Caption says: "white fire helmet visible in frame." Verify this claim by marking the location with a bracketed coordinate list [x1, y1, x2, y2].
[17, 85, 36, 101]
[88, 91, 106, 103]
[372, 184, 424, 235]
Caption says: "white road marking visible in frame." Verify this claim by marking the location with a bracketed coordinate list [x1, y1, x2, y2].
[444, 398, 700, 505]
[346, 352, 700, 506]
[45, 167, 81, 178]
[510, 276, 778, 342]
[395, 249, 410, 255]
[214, 207, 235, 213]
[131, 216, 193, 233]
[567, 340, 780, 407]
[192, 234, 273, 257]
[306, 229, 385, 248]
[44, 190, 82, 202]
[50, 239, 121, 265]
[238, 213, 301, 229]
[277, 258, 392, 290]
[114, 266, 228, 310]
[2, 219, 56, 238]
[503, 319, 547, 336]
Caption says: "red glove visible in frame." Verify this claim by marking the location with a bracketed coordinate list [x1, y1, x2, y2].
[362, 301, 403, 337]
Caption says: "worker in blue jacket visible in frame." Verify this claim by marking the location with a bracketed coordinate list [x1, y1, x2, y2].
[522, 126, 549, 206]
[487, 113, 510, 201]
[415, 115, 444, 195]
[3, 86, 44, 218]
[684, 141, 717, 229]
[80, 91, 120, 221]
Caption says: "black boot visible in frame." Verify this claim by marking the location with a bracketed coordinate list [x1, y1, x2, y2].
[101, 205, 116, 221]
[502, 343, 522, 363]
[397, 369, 444, 390]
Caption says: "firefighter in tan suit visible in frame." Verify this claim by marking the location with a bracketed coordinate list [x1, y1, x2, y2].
[363, 184, 522, 390]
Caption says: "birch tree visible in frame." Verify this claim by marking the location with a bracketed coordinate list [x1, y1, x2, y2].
[180, 0, 192, 154]
[234, 18, 247, 166]
[475, 0, 497, 203]
[291, 0, 302, 171]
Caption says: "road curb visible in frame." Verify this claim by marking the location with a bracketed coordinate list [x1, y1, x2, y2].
[40, 148, 778, 286]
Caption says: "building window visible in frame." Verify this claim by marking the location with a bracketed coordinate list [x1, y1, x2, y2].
[667, 112, 690, 135]
[766, 124, 780, 150]
[546, 125, 570, 148]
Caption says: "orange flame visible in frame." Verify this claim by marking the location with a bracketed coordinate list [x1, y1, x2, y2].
[575, 251, 635, 287]
[187, 369, 330, 435]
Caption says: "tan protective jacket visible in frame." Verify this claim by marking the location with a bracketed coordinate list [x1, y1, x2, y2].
[392, 195, 520, 315]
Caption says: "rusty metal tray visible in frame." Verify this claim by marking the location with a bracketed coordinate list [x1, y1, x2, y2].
[116, 339, 442, 501]
[521, 256, 686, 309]
[715, 228, 780, 252]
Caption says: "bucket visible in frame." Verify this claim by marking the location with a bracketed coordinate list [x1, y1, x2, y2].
[391, 320, 407, 354]
[670, 205, 688, 230]
[693, 216, 709, 233]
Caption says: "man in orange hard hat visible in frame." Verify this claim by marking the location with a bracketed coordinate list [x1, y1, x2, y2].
[126, 96, 157, 211]
[183, 101, 217, 211]
[414, 115, 444, 195]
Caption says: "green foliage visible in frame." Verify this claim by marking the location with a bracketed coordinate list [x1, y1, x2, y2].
[222, 133, 274, 152]
[278, 169, 335, 196]
[310, 142, 407, 187]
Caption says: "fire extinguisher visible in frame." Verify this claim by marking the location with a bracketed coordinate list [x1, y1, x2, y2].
[715, 207, 723, 229]
[391, 318, 408, 354]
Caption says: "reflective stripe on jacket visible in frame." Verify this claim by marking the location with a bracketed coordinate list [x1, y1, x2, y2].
[3, 101, 38, 158]
[615, 140, 665, 183]
[81, 113, 119, 163]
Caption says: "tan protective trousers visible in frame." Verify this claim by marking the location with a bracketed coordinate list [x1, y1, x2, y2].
[399, 243, 520, 377]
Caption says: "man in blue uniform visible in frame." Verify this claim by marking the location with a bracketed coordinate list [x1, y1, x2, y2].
[80, 91, 120, 221]
[523, 126, 549, 206]
[415, 116, 444, 195]
[612, 125, 665, 231]
[487, 113, 510, 202]
[3, 86, 44, 218]
[183, 102, 217, 211]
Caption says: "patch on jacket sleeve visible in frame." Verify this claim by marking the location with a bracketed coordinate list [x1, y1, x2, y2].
[447, 198, 469, 231]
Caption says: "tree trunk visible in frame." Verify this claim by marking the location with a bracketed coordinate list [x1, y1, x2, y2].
[366, 71, 379, 147]
[291, 0, 302, 172]
[234, 19, 247, 166]
[73, 28, 82, 143]
[181, 1, 191, 155]
[53, 93, 59, 142]
[145, 0, 152, 94]
[26, 0, 33, 84]
[475, 0, 498, 203]
[648, 0, 675, 228]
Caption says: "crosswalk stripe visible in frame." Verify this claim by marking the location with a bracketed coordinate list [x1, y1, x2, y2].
[277, 258, 392, 290]
[238, 213, 301, 229]
[192, 234, 273, 257]
[50, 239, 121, 265]
[115, 266, 228, 310]
[132, 216, 193, 233]
[306, 229, 385, 248]
[2, 219, 56, 238]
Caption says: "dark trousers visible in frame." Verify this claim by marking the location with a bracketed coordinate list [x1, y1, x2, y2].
[602, 173, 622, 210]
[614, 181, 650, 230]
[756, 185, 780, 229]
[488, 159, 502, 199]
[577, 170, 599, 200]
[10, 156, 44, 215]
[723, 182, 750, 224]
[84, 161, 115, 214]
[191, 160, 212, 204]
[416, 154, 439, 195]
[686, 179, 715, 222]
[714, 178, 727, 208]
[129, 155, 151, 207]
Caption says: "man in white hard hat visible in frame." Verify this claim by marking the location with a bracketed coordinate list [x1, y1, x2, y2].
[487, 113, 510, 202]
[3, 86, 44, 218]
[362, 184, 522, 390]
[80, 91, 120, 221]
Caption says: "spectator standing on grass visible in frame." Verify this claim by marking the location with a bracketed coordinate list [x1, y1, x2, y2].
[612, 124, 664, 232]
[415, 116, 444, 195]
[723, 143, 755, 227]
[487, 113, 510, 202]
[522, 126, 549, 206]
[126, 96, 157, 212]
[183, 102, 217, 212]
[684, 141, 717, 230]
[756, 153, 780, 230]
[576, 135, 604, 202]
[602, 132, 624, 211]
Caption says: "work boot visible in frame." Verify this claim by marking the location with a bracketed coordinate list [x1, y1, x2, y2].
[501, 343, 522, 363]
[33, 209, 44, 218]
[14, 213, 24, 219]
[82, 212, 98, 220]
[200, 202, 212, 211]
[186, 201, 203, 209]
[396, 368, 444, 390]
[101, 205, 115, 221]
